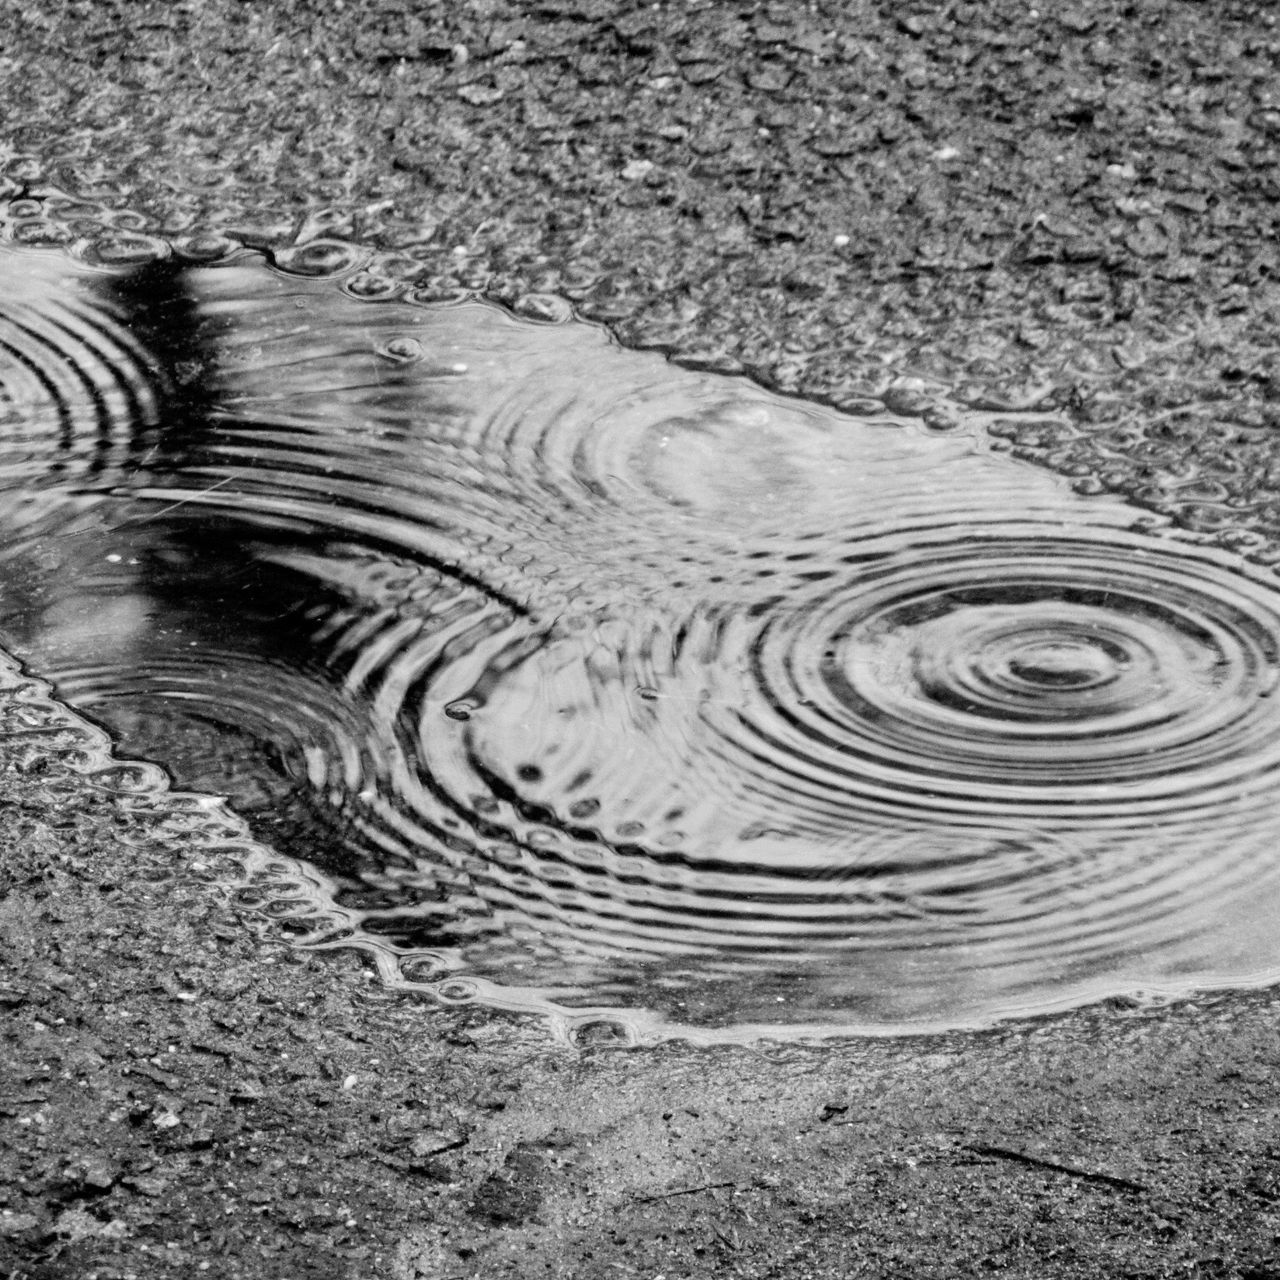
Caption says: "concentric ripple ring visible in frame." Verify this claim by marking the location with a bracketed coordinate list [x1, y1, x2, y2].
[424, 526, 1280, 1013]
[0, 252, 163, 492]
[742, 530, 1280, 817]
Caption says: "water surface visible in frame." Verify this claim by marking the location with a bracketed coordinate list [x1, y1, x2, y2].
[4, 237, 1280, 1041]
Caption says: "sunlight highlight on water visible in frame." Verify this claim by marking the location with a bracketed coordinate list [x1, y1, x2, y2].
[4, 233, 1280, 1040]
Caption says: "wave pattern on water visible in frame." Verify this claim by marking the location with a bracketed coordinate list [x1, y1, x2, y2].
[4, 237, 1280, 1042]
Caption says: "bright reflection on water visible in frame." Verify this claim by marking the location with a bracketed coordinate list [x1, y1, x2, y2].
[3, 240, 1280, 1040]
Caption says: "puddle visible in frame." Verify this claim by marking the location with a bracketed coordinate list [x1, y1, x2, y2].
[5, 226, 1280, 1043]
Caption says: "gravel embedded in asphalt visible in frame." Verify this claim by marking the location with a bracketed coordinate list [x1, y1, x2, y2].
[3, 2, 1280, 1276]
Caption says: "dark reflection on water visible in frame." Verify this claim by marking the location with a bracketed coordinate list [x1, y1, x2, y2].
[4, 240, 1280, 1039]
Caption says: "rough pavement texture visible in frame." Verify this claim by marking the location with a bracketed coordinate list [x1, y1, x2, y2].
[3, 1, 1280, 1276]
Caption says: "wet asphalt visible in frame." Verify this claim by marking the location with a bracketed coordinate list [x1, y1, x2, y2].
[3, 2, 1280, 1276]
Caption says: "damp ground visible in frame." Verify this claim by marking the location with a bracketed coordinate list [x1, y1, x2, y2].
[3, 1, 1280, 1276]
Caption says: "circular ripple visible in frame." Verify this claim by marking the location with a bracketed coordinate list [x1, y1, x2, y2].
[0, 247, 163, 492]
[744, 532, 1280, 819]
[369, 522, 1280, 1029]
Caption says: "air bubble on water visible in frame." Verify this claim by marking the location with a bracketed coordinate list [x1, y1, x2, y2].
[272, 239, 369, 278]
[513, 293, 574, 324]
[1, 162, 42, 190]
[673, 347, 744, 376]
[173, 231, 239, 263]
[408, 282, 472, 305]
[103, 209, 150, 232]
[377, 336, 424, 363]
[88, 762, 167, 793]
[398, 955, 449, 984]
[6, 197, 45, 220]
[58, 749, 100, 771]
[14, 221, 73, 246]
[303, 926, 357, 946]
[569, 1018, 635, 1048]
[343, 272, 402, 300]
[368, 253, 427, 284]
[263, 899, 308, 918]
[881, 380, 937, 417]
[922, 406, 963, 433]
[436, 979, 478, 1003]
[49, 200, 109, 223]
[79, 233, 171, 267]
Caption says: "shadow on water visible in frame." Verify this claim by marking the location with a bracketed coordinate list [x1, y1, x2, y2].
[5, 234, 1280, 1041]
